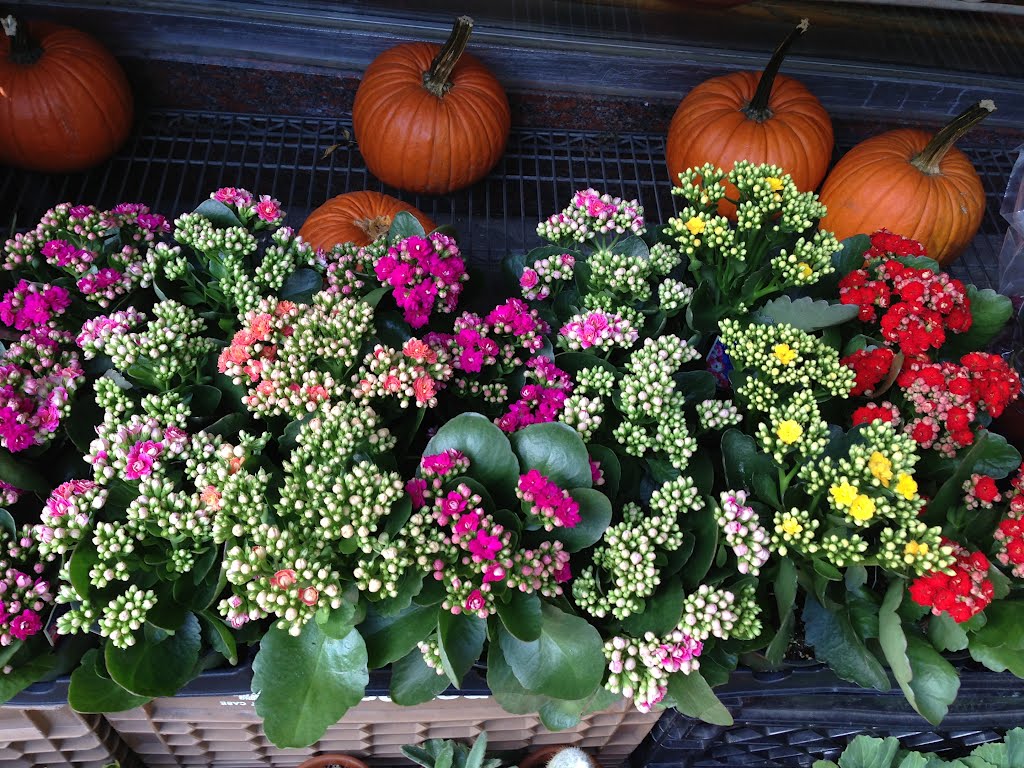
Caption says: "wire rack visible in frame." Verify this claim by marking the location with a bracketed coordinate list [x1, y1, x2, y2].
[0, 110, 1016, 291]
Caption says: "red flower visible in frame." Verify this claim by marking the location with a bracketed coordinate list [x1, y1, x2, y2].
[851, 402, 900, 427]
[842, 347, 895, 396]
[974, 476, 1000, 504]
[909, 541, 993, 623]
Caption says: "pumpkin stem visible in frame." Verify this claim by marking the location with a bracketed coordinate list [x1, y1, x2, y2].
[911, 100, 996, 175]
[355, 214, 394, 242]
[2, 15, 43, 65]
[423, 16, 474, 98]
[744, 18, 809, 121]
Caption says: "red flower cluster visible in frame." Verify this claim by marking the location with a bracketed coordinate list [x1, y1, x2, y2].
[963, 473, 1001, 510]
[839, 231, 971, 357]
[995, 517, 1024, 579]
[909, 540, 994, 623]
[842, 347, 895, 396]
[896, 353, 1022, 457]
[851, 401, 900, 428]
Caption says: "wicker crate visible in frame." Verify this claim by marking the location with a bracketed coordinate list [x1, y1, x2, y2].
[630, 665, 1024, 767]
[0, 694, 139, 768]
[101, 667, 660, 767]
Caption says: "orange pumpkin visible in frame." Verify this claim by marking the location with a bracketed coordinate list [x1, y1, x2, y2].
[299, 191, 436, 251]
[666, 19, 833, 218]
[0, 16, 133, 173]
[352, 16, 510, 195]
[819, 101, 994, 266]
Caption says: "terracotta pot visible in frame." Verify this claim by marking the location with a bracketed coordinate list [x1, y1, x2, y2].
[518, 746, 602, 768]
[297, 756, 370, 768]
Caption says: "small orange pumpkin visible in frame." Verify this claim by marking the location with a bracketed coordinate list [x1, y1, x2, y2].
[299, 191, 436, 251]
[666, 19, 833, 218]
[352, 16, 511, 195]
[0, 16, 133, 173]
[819, 101, 994, 266]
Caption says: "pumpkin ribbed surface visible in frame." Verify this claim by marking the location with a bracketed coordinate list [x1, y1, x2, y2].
[819, 129, 985, 266]
[353, 30, 510, 195]
[0, 22, 133, 173]
[299, 191, 436, 251]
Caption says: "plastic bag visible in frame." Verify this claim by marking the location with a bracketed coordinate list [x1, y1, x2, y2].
[998, 143, 1024, 297]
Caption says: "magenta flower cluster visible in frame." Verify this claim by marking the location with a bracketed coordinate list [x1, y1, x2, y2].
[516, 469, 581, 529]
[559, 310, 639, 351]
[374, 233, 467, 328]
[0, 281, 70, 331]
[212, 187, 284, 226]
[496, 357, 573, 433]
[0, 534, 52, 647]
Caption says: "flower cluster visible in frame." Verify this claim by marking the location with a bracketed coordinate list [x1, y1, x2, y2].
[603, 632, 704, 713]
[537, 189, 644, 245]
[496, 357, 574, 433]
[0, 280, 70, 331]
[842, 347, 896, 397]
[354, 339, 452, 410]
[839, 235, 972, 356]
[212, 187, 284, 227]
[0, 327, 83, 452]
[909, 541, 994, 623]
[715, 491, 770, 576]
[34, 479, 107, 559]
[218, 293, 374, 418]
[374, 233, 467, 328]
[516, 470, 581, 529]
[558, 310, 639, 352]
[520, 251, 575, 301]
[0, 531, 52, 647]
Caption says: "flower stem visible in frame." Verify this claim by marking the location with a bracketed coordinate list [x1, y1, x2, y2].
[910, 101, 996, 175]
[2, 15, 44, 65]
[744, 18, 810, 122]
[423, 16, 474, 98]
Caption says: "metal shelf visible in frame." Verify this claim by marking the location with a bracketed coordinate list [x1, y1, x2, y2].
[1, 109, 1015, 291]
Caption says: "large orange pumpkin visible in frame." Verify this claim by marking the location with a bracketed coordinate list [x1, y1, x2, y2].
[819, 101, 994, 266]
[666, 19, 833, 218]
[352, 16, 510, 195]
[0, 16, 133, 173]
[299, 191, 436, 251]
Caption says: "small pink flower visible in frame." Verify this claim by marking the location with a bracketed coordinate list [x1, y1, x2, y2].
[554, 563, 572, 583]
[520, 268, 539, 290]
[454, 512, 480, 535]
[9, 609, 42, 640]
[298, 586, 319, 606]
[413, 376, 436, 404]
[406, 478, 428, 509]
[254, 195, 282, 223]
[464, 589, 486, 613]
[270, 569, 297, 589]
[482, 565, 506, 583]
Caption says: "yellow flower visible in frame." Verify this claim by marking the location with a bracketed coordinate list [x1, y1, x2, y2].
[895, 473, 918, 500]
[684, 216, 706, 235]
[797, 262, 813, 279]
[776, 420, 803, 445]
[849, 494, 876, 522]
[830, 482, 858, 508]
[765, 177, 784, 192]
[781, 517, 803, 535]
[773, 343, 798, 366]
[868, 451, 893, 487]
[905, 541, 929, 557]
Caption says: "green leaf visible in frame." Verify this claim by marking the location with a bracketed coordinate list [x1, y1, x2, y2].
[193, 199, 242, 228]
[666, 671, 733, 726]
[721, 430, 780, 507]
[942, 286, 1013, 356]
[766, 558, 798, 666]
[621, 580, 685, 637]
[423, 414, 520, 500]
[683, 507, 719, 589]
[902, 634, 960, 725]
[0, 448, 50, 494]
[437, 612, 486, 688]
[70, 650, 151, 713]
[199, 611, 238, 665]
[834, 735, 901, 768]
[926, 431, 1019, 522]
[510, 422, 592, 490]
[389, 648, 451, 706]
[388, 211, 427, 242]
[674, 371, 718, 403]
[68, 539, 101, 601]
[833, 235, 871, 275]
[928, 613, 969, 653]
[587, 444, 620, 500]
[969, 643, 1024, 677]
[686, 282, 721, 333]
[752, 295, 860, 332]
[186, 384, 222, 415]
[105, 613, 201, 697]
[803, 595, 890, 692]
[360, 602, 438, 669]
[969, 432, 1021, 479]
[252, 620, 368, 748]
[486, 641, 549, 715]
[496, 591, 542, 642]
[0, 653, 56, 702]
[610, 235, 650, 259]
[499, 603, 604, 701]
[279, 268, 323, 303]
[0, 508, 14, 539]
[879, 582, 915, 701]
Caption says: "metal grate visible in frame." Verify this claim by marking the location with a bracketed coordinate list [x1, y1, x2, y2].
[1, 110, 1016, 291]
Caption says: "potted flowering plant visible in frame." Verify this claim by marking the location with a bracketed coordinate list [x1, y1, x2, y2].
[1, 157, 1021, 765]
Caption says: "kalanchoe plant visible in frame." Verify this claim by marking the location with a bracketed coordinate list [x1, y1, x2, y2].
[813, 729, 1024, 768]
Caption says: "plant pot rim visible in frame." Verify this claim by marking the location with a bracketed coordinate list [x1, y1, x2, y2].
[297, 755, 371, 768]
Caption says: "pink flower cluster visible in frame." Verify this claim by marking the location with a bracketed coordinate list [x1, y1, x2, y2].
[559, 310, 638, 351]
[40, 239, 96, 273]
[537, 189, 645, 244]
[212, 188, 284, 225]
[496, 357, 573, 433]
[0, 281, 71, 331]
[374, 233, 467, 328]
[88, 417, 187, 484]
[34, 479, 107, 559]
[76, 308, 147, 359]
[354, 338, 451, 409]
[520, 252, 575, 301]
[0, 480, 21, 507]
[516, 469, 581, 529]
[0, 328, 83, 453]
[406, 449, 472, 509]
[1, 529, 53, 646]
[717, 491, 770, 576]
